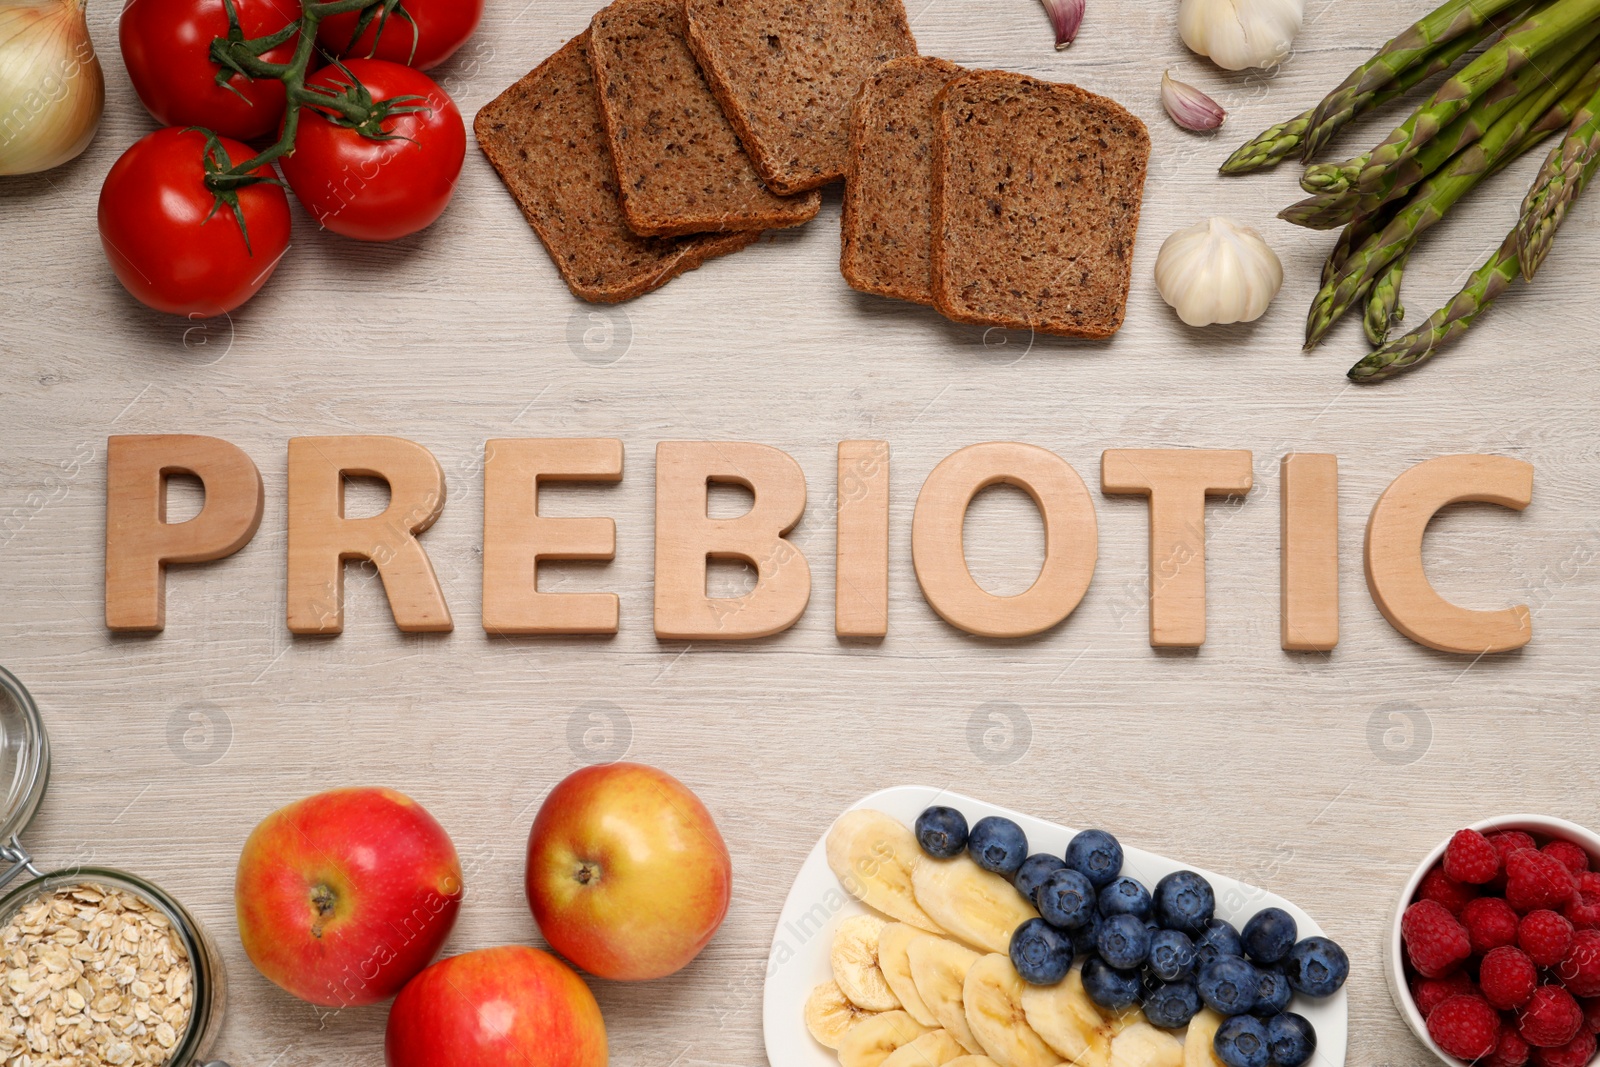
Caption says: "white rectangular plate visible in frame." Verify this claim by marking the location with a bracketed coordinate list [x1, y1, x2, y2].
[763, 785, 1347, 1067]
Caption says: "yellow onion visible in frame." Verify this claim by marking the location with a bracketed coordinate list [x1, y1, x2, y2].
[0, 0, 104, 176]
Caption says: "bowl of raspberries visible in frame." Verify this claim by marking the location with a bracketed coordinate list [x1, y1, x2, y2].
[1389, 815, 1600, 1067]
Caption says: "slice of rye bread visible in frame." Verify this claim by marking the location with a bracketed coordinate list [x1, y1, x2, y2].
[589, 0, 822, 236]
[840, 55, 965, 305]
[684, 0, 918, 195]
[474, 31, 759, 304]
[931, 71, 1150, 339]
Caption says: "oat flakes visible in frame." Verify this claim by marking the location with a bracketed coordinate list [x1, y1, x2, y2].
[0, 884, 193, 1066]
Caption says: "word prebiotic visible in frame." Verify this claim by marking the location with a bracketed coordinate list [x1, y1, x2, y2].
[103, 435, 1534, 656]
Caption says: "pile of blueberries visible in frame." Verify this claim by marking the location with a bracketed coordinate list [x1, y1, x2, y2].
[914, 807, 1350, 1067]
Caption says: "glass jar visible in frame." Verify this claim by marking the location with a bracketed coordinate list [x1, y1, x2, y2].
[0, 666, 230, 1067]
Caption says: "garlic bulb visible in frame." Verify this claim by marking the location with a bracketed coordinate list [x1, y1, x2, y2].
[1177, 0, 1303, 71]
[1154, 218, 1284, 328]
[0, 0, 104, 176]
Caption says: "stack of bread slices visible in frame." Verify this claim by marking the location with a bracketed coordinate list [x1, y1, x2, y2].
[476, 0, 1151, 338]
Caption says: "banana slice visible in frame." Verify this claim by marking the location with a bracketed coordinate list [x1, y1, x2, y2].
[962, 953, 1065, 1067]
[834, 914, 903, 1012]
[1183, 1009, 1227, 1067]
[828, 810, 946, 933]
[1019, 965, 1112, 1067]
[912, 855, 1039, 955]
[880, 923, 940, 1026]
[945, 1059, 1003, 1067]
[1104, 1008, 1147, 1039]
[882, 1029, 969, 1067]
[838, 1010, 931, 1067]
[806, 979, 882, 1050]
[1109, 1022, 1183, 1067]
[907, 934, 984, 1055]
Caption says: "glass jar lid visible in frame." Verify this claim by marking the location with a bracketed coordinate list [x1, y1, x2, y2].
[0, 666, 49, 846]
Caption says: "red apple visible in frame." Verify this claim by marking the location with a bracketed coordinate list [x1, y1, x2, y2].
[526, 762, 732, 980]
[385, 945, 607, 1067]
[236, 787, 463, 1006]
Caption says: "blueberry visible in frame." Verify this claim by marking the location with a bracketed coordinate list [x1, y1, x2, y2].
[1010, 918, 1073, 986]
[1095, 913, 1151, 970]
[1213, 1015, 1271, 1067]
[968, 816, 1028, 877]
[1197, 955, 1260, 1016]
[1081, 957, 1143, 1010]
[1195, 918, 1244, 969]
[1283, 936, 1348, 997]
[1065, 829, 1123, 889]
[1143, 980, 1202, 1030]
[1153, 870, 1215, 935]
[915, 807, 969, 859]
[1071, 911, 1102, 957]
[1265, 1013, 1316, 1067]
[1015, 853, 1068, 904]
[1037, 869, 1098, 931]
[1097, 876, 1152, 920]
[1148, 929, 1198, 982]
[1241, 908, 1298, 966]
[1250, 964, 1292, 1017]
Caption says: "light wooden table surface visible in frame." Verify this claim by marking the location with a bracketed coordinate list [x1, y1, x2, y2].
[4, 0, 1599, 1063]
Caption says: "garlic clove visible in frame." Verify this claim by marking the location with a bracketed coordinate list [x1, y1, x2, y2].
[1039, 0, 1086, 50]
[1160, 71, 1226, 132]
[1153, 217, 1284, 328]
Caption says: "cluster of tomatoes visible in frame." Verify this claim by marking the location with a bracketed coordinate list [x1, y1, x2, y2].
[100, 0, 482, 318]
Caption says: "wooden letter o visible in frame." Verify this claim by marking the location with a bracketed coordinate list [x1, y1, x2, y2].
[912, 443, 1097, 638]
[1365, 454, 1533, 655]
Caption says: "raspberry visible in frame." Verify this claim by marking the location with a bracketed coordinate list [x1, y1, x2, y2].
[1581, 998, 1600, 1034]
[1510, 849, 1579, 914]
[1566, 872, 1600, 930]
[1489, 1029, 1533, 1067]
[1546, 842, 1592, 877]
[1520, 986, 1585, 1048]
[1558, 930, 1600, 998]
[1493, 831, 1542, 860]
[1493, 833, 1544, 892]
[1522, 911, 1577, 968]
[1405, 899, 1474, 977]
[1530, 1032, 1596, 1067]
[1465, 897, 1525, 954]
[1429, 995, 1504, 1060]
[1422, 864, 1482, 916]
[1449, 829, 1507, 884]
[1415, 972, 1480, 1016]
[1482, 946, 1540, 1010]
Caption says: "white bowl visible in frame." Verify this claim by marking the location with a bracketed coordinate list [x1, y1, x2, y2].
[1386, 814, 1600, 1065]
[765, 785, 1348, 1067]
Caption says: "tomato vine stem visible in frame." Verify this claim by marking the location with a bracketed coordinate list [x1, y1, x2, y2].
[202, 0, 419, 192]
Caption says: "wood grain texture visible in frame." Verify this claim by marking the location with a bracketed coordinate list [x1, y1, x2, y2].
[3, 1, 1600, 1064]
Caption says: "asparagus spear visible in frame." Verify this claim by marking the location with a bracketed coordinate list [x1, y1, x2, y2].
[1222, 26, 1494, 175]
[1364, 249, 1411, 344]
[1284, 34, 1600, 228]
[1351, 0, 1600, 193]
[1348, 124, 1599, 384]
[1299, 0, 1542, 159]
[1515, 80, 1600, 277]
[1304, 62, 1590, 348]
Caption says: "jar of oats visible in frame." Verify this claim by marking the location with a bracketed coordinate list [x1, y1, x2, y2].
[0, 668, 229, 1067]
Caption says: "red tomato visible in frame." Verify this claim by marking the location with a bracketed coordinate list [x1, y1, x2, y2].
[316, 0, 482, 70]
[120, 0, 302, 141]
[98, 128, 292, 317]
[279, 60, 465, 242]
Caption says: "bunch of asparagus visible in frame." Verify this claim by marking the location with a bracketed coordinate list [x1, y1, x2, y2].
[1223, 0, 1600, 383]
